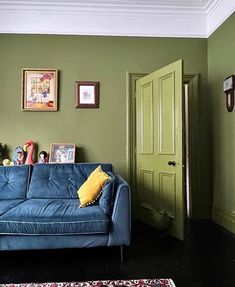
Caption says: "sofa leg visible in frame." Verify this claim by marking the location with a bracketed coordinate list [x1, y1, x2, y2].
[120, 245, 124, 263]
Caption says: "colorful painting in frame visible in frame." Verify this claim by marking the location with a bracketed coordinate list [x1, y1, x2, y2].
[22, 68, 58, 111]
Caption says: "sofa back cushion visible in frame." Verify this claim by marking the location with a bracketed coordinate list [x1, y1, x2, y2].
[99, 172, 115, 216]
[27, 163, 113, 199]
[0, 165, 31, 199]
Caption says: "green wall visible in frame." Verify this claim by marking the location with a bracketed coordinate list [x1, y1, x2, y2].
[1, 15, 235, 233]
[0, 34, 212, 217]
[208, 13, 235, 233]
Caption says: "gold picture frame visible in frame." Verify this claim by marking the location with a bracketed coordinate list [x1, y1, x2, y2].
[22, 68, 58, 111]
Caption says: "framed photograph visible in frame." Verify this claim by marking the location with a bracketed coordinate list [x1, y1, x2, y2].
[49, 143, 76, 163]
[75, 81, 99, 108]
[22, 68, 58, 111]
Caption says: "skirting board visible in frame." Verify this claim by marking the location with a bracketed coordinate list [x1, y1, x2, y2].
[212, 205, 235, 234]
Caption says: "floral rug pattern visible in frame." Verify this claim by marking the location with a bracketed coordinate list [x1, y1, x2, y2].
[0, 279, 176, 287]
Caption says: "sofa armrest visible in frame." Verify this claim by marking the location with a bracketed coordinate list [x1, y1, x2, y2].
[108, 174, 131, 246]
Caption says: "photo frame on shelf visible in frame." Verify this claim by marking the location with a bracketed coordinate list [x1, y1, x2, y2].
[75, 81, 99, 108]
[22, 68, 58, 111]
[49, 143, 76, 163]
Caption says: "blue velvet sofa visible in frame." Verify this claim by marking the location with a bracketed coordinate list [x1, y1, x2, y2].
[0, 163, 131, 259]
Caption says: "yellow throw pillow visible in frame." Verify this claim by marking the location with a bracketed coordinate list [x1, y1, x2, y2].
[77, 166, 110, 208]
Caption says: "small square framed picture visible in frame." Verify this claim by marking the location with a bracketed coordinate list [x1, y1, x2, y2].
[75, 81, 99, 108]
[49, 143, 76, 163]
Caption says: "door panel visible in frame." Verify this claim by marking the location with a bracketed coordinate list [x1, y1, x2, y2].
[139, 82, 154, 154]
[139, 169, 154, 210]
[136, 60, 184, 240]
[159, 171, 176, 218]
[158, 72, 175, 155]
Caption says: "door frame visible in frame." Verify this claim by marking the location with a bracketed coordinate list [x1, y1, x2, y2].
[126, 72, 200, 219]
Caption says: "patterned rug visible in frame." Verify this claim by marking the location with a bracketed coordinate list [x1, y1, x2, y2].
[0, 279, 176, 287]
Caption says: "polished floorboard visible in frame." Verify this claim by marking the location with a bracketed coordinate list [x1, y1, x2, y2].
[0, 220, 234, 287]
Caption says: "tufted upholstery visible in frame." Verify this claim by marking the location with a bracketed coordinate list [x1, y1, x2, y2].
[0, 165, 30, 199]
[0, 199, 109, 235]
[0, 200, 25, 216]
[0, 162, 131, 251]
[99, 172, 115, 216]
[28, 163, 113, 199]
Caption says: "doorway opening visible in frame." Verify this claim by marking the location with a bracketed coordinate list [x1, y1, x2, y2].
[126, 72, 200, 220]
[184, 83, 191, 218]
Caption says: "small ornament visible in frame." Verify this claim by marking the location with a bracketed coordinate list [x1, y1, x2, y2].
[13, 146, 25, 165]
[23, 140, 35, 164]
[38, 151, 48, 163]
[3, 159, 13, 166]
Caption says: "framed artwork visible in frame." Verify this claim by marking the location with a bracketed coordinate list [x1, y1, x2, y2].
[75, 81, 99, 108]
[22, 68, 58, 111]
[49, 143, 76, 163]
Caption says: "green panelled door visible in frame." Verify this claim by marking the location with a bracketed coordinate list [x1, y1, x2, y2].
[136, 60, 184, 240]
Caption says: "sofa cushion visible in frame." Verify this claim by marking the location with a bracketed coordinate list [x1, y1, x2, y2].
[0, 199, 109, 235]
[0, 200, 24, 216]
[0, 165, 30, 199]
[28, 163, 113, 199]
[78, 165, 111, 208]
[99, 172, 115, 216]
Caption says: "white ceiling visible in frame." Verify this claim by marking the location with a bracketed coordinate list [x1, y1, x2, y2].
[0, 0, 234, 37]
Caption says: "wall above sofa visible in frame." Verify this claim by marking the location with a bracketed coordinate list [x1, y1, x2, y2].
[0, 34, 209, 180]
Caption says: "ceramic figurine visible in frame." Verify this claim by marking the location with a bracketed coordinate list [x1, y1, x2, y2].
[13, 146, 25, 165]
[23, 140, 35, 164]
[3, 159, 13, 166]
[38, 151, 48, 163]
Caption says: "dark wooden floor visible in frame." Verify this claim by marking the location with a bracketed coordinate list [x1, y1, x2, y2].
[0, 220, 234, 287]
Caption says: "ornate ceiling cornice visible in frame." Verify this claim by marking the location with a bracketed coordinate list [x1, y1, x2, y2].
[0, 0, 234, 37]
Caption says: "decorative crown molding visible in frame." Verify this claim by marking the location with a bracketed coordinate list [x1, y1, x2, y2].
[0, 0, 234, 37]
[207, 0, 235, 36]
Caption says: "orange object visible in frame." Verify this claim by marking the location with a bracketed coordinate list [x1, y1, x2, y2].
[23, 140, 35, 165]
